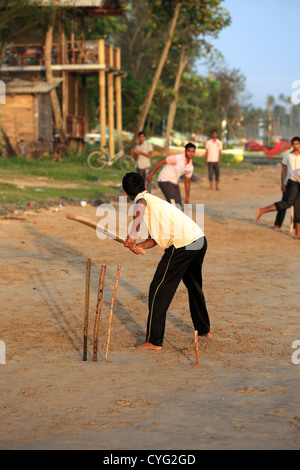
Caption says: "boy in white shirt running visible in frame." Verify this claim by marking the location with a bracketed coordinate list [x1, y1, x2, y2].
[122, 172, 211, 350]
[147, 142, 196, 207]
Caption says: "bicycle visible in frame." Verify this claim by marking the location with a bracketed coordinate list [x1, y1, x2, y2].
[87, 145, 135, 171]
[25, 138, 69, 162]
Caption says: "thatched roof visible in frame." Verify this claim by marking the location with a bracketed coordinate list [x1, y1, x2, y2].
[5, 78, 63, 94]
[28, 0, 124, 16]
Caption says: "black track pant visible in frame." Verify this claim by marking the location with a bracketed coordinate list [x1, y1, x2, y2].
[274, 190, 288, 227]
[158, 181, 182, 207]
[146, 237, 210, 346]
[208, 162, 220, 181]
[275, 180, 300, 223]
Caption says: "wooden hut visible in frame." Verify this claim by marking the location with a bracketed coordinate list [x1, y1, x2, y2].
[0, 0, 125, 157]
[0, 78, 62, 154]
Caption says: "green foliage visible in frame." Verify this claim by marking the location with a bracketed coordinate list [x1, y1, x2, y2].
[0, 0, 41, 43]
[102, 0, 235, 136]
[0, 0, 248, 141]
[84, 15, 126, 40]
[0, 0, 75, 43]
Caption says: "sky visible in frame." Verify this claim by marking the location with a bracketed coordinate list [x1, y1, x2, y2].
[197, 0, 300, 109]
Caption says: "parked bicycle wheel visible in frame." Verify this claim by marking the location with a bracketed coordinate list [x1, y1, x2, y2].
[119, 154, 135, 171]
[87, 150, 107, 169]
[53, 143, 68, 162]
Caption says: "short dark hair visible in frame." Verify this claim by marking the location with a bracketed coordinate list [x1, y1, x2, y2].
[138, 131, 145, 137]
[122, 172, 146, 196]
[185, 142, 196, 150]
[291, 136, 300, 144]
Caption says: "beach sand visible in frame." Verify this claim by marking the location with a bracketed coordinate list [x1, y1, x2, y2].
[0, 164, 299, 450]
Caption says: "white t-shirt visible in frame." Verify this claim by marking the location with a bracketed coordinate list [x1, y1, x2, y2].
[157, 154, 193, 185]
[206, 138, 223, 162]
[133, 191, 204, 250]
[290, 168, 300, 183]
[135, 141, 153, 169]
[281, 152, 300, 184]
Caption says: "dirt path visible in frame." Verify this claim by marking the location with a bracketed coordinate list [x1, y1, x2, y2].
[1, 165, 299, 450]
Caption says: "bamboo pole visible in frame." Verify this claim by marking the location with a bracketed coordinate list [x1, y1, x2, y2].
[107, 45, 115, 159]
[98, 39, 106, 153]
[104, 264, 121, 362]
[93, 264, 106, 362]
[82, 258, 91, 361]
[115, 48, 122, 151]
[62, 71, 68, 131]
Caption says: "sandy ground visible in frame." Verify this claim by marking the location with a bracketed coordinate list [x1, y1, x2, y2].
[0, 164, 299, 450]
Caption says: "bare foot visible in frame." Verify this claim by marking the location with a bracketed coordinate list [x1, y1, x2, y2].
[136, 342, 162, 350]
[273, 225, 281, 230]
[294, 235, 300, 239]
[205, 332, 212, 339]
[256, 208, 263, 222]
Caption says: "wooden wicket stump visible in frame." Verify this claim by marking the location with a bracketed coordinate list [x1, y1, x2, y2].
[104, 264, 121, 362]
[82, 261, 121, 363]
[82, 258, 91, 361]
[93, 264, 106, 362]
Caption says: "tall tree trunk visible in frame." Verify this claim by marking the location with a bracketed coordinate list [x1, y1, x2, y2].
[131, 1, 182, 150]
[192, 99, 200, 134]
[0, 120, 15, 157]
[44, 2, 67, 144]
[163, 48, 188, 156]
[0, 42, 7, 68]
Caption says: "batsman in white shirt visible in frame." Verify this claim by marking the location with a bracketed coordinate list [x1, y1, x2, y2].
[122, 172, 211, 350]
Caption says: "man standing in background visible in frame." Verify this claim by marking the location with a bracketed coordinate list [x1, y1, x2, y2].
[132, 131, 153, 192]
[204, 129, 222, 190]
[273, 136, 300, 230]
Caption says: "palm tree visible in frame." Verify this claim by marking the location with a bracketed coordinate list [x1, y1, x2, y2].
[279, 93, 293, 137]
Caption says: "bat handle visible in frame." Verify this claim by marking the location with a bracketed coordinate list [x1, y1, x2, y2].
[128, 246, 145, 255]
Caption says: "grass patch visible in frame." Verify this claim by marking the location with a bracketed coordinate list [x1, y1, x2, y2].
[0, 152, 251, 206]
[0, 154, 125, 205]
[0, 155, 126, 183]
[0, 181, 122, 206]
